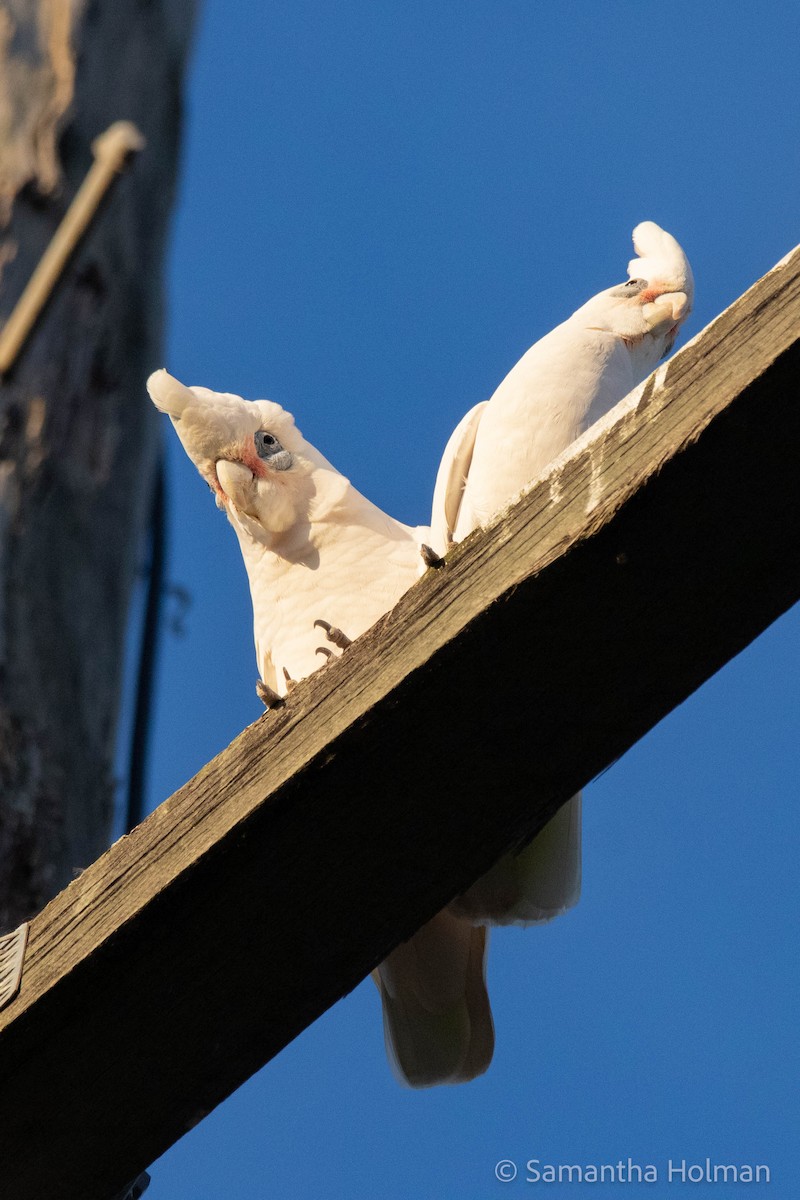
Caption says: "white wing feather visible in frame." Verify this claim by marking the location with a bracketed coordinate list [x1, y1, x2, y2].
[429, 401, 488, 557]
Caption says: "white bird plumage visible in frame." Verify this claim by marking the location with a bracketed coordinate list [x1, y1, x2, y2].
[146, 369, 495, 1089]
[432, 221, 694, 550]
[432, 220, 693, 927]
[146, 220, 692, 1088]
[147, 371, 428, 694]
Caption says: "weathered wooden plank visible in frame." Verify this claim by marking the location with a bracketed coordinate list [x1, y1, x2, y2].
[1, 244, 799, 1200]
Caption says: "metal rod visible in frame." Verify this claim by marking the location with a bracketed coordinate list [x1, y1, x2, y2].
[0, 120, 145, 375]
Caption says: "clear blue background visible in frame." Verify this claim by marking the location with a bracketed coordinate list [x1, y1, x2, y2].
[127, 2, 800, 1195]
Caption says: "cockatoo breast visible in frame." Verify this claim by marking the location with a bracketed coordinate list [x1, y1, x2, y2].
[240, 505, 423, 688]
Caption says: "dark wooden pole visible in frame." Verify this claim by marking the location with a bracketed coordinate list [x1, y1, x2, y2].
[0, 0, 197, 930]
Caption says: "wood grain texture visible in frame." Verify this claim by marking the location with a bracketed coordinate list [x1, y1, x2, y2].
[0, 0, 196, 929]
[1, 244, 799, 1200]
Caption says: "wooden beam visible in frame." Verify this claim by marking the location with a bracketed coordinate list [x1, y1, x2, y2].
[1, 244, 799, 1200]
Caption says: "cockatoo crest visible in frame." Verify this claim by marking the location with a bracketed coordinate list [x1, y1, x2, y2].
[576, 220, 693, 358]
[628, 219, 694, 309]
[147, 369, 349, 538]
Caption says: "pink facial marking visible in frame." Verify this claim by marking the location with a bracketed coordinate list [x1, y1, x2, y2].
[206, 440, 272, 506]
[237, 441, 269, 479]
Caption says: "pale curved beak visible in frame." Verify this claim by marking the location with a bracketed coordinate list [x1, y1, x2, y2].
[659, 290, 691, 321]
[643, 290, 690, 330]
[216, 459, 259, 515]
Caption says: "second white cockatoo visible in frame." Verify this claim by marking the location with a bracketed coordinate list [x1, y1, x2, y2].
[146, 369, 495, 1088]
[431, 220, 693, 927]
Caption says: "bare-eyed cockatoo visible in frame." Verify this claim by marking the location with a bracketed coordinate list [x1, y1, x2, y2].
[431, 221, 693, 927]
[146, 369, 495, 1088]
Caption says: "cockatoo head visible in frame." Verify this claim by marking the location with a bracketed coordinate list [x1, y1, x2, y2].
[147, 370, 343, 538]
[578, 221, 694, 361]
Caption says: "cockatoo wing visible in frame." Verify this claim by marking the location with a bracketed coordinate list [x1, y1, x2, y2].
[429, 401, 488, 557]
[374, 910, 494, 1087]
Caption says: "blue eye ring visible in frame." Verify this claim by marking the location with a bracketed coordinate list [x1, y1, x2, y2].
[254, 430, 293, 471]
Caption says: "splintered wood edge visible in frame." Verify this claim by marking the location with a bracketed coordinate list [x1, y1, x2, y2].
[0, 925, 28, 1011]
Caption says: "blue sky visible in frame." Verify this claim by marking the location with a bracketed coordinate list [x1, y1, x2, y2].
[134, 3, 800, 1196]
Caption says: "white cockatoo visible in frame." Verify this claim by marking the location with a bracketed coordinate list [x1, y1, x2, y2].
[431, 221, 693, 927]
[147, 370, 429, 696]
[146, 370, 495, 1088]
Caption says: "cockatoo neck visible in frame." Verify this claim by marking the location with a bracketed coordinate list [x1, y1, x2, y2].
[221, 455, 358, 560]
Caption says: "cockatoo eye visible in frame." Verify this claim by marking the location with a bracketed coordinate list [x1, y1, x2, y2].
[254, 430, 293, 471]
[608, 278, 647, 298]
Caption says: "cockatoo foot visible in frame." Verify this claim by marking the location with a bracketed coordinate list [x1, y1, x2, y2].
[313, 618, 352, 650]
[420, 543, 445, 569]
[282, 667, 297, 692]
[256, 679, 285, 709]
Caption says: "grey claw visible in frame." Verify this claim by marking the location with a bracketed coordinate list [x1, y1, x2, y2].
[314, 618, 352, 649]
[256, 679, 285, 709]
[315, 645, 334, 660]
[282, 666, 296, 692]
[420, 543, 445, 569]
